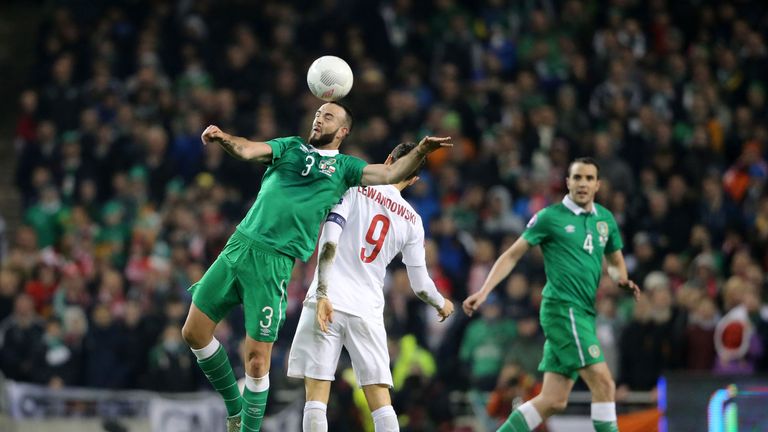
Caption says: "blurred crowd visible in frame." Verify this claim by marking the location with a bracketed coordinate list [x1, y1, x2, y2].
[2, 0, 768, 429]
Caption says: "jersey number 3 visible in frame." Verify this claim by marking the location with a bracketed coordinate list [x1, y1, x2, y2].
[360, 214, 390, 263]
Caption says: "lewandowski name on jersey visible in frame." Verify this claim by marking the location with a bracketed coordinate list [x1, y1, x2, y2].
[357, 186, 417, 225]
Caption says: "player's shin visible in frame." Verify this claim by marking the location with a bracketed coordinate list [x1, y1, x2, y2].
[302, 401, 328, 432]
[591, 402, 619, 432]
[371, 405, 399, 432]
[241, 373, 270, 431]
[498, 401, 542, 432]
[191, 337, 242, 417]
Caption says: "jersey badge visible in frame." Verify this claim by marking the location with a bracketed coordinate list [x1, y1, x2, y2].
[318, 159, 337, 177]
[588, 344, 601, 358]
[597, 221, 609, 246]
[564, 225, 575, 233]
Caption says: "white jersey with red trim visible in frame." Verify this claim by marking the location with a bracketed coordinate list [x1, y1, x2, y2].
[304, 185, 425, 322]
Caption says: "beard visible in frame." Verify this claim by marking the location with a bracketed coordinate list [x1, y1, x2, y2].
[308, 129, 337, 147]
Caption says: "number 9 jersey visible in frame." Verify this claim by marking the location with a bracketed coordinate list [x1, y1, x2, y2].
[304, 185, 426, 322]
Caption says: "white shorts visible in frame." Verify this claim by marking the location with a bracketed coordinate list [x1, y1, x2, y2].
[287, 304, 393, 387]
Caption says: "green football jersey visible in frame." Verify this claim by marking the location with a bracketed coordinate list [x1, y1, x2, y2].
[522, 196, 623, 313]
[236, 136, 368, 261]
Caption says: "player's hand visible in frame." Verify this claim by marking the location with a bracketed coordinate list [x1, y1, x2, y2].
[416, 136, 453, 156]
[201, 125, 226, 146]
[316, 297, 334, 333]
[462, 292, 488, 317]
[618, 279, 641, 301]
[437, 299, 454, 322]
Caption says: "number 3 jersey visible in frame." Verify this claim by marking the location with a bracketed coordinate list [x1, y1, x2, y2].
[236, 136, 368, 262]
[522, 195, 623, 312]
[305, 185, 426, 322]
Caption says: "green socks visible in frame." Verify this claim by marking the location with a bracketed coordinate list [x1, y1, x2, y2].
[241, 374, 269, 431]
[498, 410, 531, 431]
[593, 420, 619, 432]
[592, 402, 619, 431]
[195, 343, 242, 417]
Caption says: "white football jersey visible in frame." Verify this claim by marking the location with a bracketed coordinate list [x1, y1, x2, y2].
[305, 185, 426, 322]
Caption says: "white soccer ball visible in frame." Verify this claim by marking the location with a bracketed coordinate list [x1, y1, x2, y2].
[306, 56, 354, 101]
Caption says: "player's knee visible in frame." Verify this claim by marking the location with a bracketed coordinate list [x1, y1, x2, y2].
[245, 353, 270, 376]
[548, 397, 569, 414]
[596, 375, 616, 399]
[181, 321, 201, 348]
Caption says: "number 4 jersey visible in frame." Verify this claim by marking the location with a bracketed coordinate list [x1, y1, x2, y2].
[522, 195, 623, 313]
[305, 185, 426, 322]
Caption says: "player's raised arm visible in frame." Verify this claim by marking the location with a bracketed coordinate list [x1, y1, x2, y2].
[462, 237, 531, 316]
[605, 250, 641, 300]
[360, 136, 452, 185]
[201, 125, 273, 163]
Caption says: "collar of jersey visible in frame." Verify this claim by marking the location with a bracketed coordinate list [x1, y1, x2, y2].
[309, 146, 339, 156]
[562, 195, 598, 216]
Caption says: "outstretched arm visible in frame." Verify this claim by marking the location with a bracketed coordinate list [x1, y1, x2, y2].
[606, 250, 641, 300]
[201, 125, 273, 163]
[462, 237, 531, 316]
[406, 265, 453, 322]
[360, 136, 452, 185]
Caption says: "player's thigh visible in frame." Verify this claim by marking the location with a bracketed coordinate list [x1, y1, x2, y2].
[188, 252, 242, 325]
[539, 301, 603, 378]
[287, 305, 346, 382]
[344, 315, 393, 388]
[238, 248, 295, 342]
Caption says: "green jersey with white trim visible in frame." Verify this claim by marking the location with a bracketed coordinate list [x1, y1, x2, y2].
[521, 196, 623, 312]
[236, 136, 368, 261]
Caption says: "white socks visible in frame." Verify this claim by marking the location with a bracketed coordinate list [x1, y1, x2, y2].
[245, 373, 270, 393]
[591, 402, 617, 422]
[303, 401, 328, 432]
[372, 405, 399, 432]
[519, 401, 543, 429]
[190, 337, 220, 360]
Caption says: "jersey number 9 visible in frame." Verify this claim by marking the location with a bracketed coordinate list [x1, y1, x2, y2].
[360, 214, 390, 263]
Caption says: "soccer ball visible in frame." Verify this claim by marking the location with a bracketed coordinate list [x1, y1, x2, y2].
[306, 56, 354, 101]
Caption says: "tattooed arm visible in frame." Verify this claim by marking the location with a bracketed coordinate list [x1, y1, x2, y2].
[315, 218, 344, 332]
[200, 125, 273, 163]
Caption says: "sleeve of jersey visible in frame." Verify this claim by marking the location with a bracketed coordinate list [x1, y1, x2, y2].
[521, 210, 549, 246]
[264, 136, 298, 164]
[326, 188, 356, 225]
[401, 219, 427, 267]
[343, 155, 368, 187]
[604, 215, 624, 253]
[405, 265, 445, 309]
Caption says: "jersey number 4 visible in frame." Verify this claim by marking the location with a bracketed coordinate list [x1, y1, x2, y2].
[583, 233, 594, 254]
[360, 214, 390, 263]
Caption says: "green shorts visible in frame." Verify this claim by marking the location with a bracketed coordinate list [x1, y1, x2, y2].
[189, 230, 295, 342]
[538, 299, 604, 381]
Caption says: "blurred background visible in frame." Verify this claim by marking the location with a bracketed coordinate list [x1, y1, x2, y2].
[0, 0, 767, 431]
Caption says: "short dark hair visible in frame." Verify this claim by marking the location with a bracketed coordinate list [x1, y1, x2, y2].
[329, 101, 353, 132]
[390, 141, 424, 180]
[567, 157, 600, 178]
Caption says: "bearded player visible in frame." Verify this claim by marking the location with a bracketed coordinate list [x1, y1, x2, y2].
[463, 158, 640, 432]
[287, 141, 454, 432]
[181, 101, 451, 432]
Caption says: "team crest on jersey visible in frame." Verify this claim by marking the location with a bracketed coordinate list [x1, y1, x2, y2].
[596, 221, 609, 246]
[318, 159, 337, 176]
[588, 344, 601, 358]
[526, 214, 538, 228]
